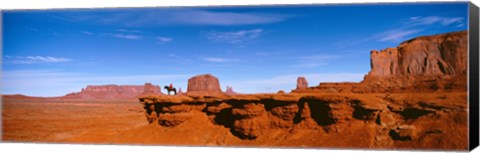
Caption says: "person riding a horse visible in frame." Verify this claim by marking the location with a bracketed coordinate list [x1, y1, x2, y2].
[164, 83, 177, 95]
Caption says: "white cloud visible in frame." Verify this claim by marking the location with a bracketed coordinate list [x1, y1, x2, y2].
[290, 54, 342, 68]
[206, 29, 264, 44]
[82, 31, 92, 35]
[4, 55, 72, 64]
[166, 10, 288, 26]
[156, 37, 173, 43]
[290, 63, 326, 68]
[378, 29, 421, 42]
[112, 33, 142, 40]
[56, 10, 290, 26]
[99, 32, 144, 40]
[24, 26, 38, 31]
[441, 17, 464, 26]
[360, 16, 466, 43]
[409, 16, 420, 21]
[301, 54, 341, 61]
[116, 29, 141, 33]
[52, 32, 62, 36]
[200, 57, 236, 63]
[408, 16, 464, 26]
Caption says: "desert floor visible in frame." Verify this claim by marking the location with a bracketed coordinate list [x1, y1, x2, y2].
[1, 92, 468, 150]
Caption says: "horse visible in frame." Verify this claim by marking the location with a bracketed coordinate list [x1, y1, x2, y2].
[164, 86, 177, 95]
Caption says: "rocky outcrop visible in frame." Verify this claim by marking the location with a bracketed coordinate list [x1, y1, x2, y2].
[64, 83, 162, 99]
[186, 74, 224, 96]
[367, 31, 467, 78]
[296, 77, 308, 90]
[224, 86, 238, 95]
[177, 87, 184, 96]
[361, 31, 467, 92]
[297, 82, 358, 93]
[231, 103, 269, 139]
[389, 125, 417, 141]
[294, 31, 468, 93]
[139, 92, 467, 149]
[140, 83, 162, 96]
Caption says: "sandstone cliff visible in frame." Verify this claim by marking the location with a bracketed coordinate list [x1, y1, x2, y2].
[292, 30, 468, 93]
[139, 92, 467, 148]
[367, 31, 467, 78]
[361, 30, 467, 92]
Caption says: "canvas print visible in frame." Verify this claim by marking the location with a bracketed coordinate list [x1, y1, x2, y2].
[1, 2, 471, 151]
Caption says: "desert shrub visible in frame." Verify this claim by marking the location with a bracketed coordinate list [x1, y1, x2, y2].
[444, 82, 455, 90]
[327, 88, 338, 93]
[437, 95, 447, 100]
[429, 83, 439, 90]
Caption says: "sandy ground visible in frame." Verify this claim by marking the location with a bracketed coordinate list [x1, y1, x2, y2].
[2, 98, 147, 144]
[1, 92, 468, 150]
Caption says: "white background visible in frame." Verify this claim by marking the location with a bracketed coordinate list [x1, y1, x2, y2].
[1, 0, 479, 153]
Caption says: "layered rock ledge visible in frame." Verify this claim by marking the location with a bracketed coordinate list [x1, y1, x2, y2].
[139, 92, 466, 147]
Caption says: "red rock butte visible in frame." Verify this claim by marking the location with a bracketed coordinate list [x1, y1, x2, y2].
[186, 74, 224, 96]
[225, 86, 238, 95]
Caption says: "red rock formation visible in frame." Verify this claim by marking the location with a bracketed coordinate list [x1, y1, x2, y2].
[303, 31, 467, 93]
[177, 87, 184, 96]
[362, 31, 467, 91]
[186, 74, 224, 96]
[367, 31, 467, 78]
[296, 77, 308, 90]
[232, 103, 269, 139]
[224, 86, 238, 95]
[64, 83, 162, 99]
[139, 83, 162, 96]
[138, 92, 467, 148]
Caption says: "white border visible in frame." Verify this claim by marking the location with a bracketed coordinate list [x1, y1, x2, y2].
[0, 0, 478, 153]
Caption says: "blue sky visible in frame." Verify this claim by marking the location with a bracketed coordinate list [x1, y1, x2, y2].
[2, 2, 468, 96]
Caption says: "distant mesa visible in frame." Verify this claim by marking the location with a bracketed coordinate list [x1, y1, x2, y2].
[177, 87, 184, 96]
[141, 83, 162, 96]
[225, 86, 238, 95]
[63, 83, 162, 100]
[58, 74, 234, 99]
[296, 76, 308, 90]
[1, 94, 45, 99]
[186, 74, 225, 96]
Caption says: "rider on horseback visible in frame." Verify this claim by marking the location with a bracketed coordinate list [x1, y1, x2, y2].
[164, 83, 177, 95]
